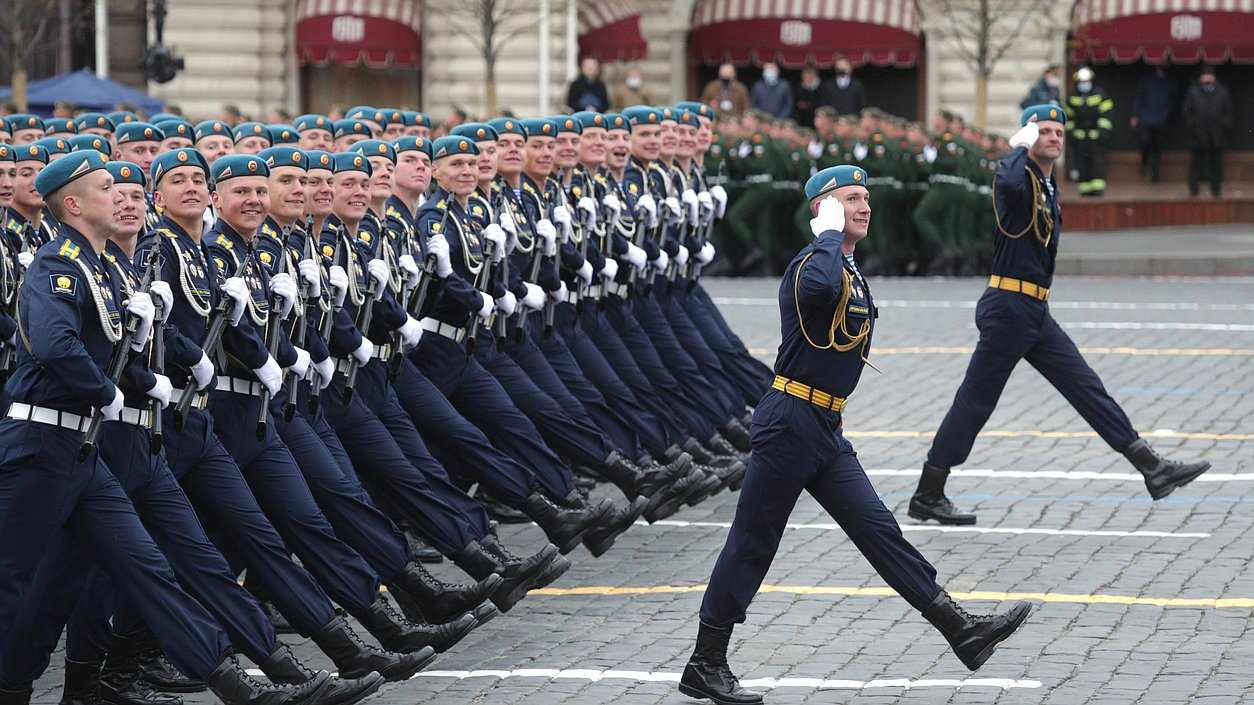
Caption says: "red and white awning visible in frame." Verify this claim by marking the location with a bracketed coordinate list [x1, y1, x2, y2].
[689, 0, 921, 68]
[579, 0, 648, 62]
[296, 0, 422, 68]
[1071, 0, 1254, 64]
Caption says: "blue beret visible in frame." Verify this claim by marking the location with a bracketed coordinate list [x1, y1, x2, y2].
[659, 106, 678, 124]
[74, 113, 115, 133]
[603, 113, 631, 132]
[258, 146, 308, 171]
[267, 124, 299, 145]
[334, 119, 371, 140]
[332, 152, 372, 176]
[352, 139, 397, 164]
[43, 118, 76, 135]
[295, 114, 333, 133]
[304, 150, 335, 172]
[675, 101, 716, 121]
[431, 135, 479, 160]
[450, 123, 499, 142]
[107, 111, 141, 126]
[69, 134, 112, 156]
[106, 160, 146, 188]
[345, 106, 378, 122]
[548, 116, 581, 135]
[376, 108, 404, 127]
[675, 108, 700, 128]
[155, 119, 194, 141]
[115, 122, 164, 145]
[398, 110, 429, 128]
[194, 120, 232, 142]
[572, 112, 607, 131]
[7, 114, 43, 134]
[148, 113, 180, 124]
[34, 137, 72, 156]
[1020, 103, 1066, 127]
[805, 165, 868, 201]
[232, 122, 271, 145]
[211, 154, 269, 184]
[621, 106, 661, 127]
[35, 150, 105, 197]
[487, 118, 525, 138]
[393, 136, 433, 159]
[14, 143, 49, 164]
[151, 148, 209, 186]
[521, 118, 557, 139]
[0, 145, 13, 162]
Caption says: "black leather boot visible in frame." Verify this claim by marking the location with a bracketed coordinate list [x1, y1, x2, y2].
[597, 450, 646, 498]
[701, 460, 746, 493]
[386, 560, 501, 625]
[637, 457, 701, 523]
[127, 633, 207, 694]
[0, 687, 31, 705]
[205, 655, 335, 705]
[258, 644, 384, 704]
[478, 492, 532, 524]
[922, 591, 1032, 670]
[718, 419, 752, 453]
[310, 615, 436, 682]
[350, 594, 476, 654]
[705, 433, 741, 460]
[685, 467, 725, 507]
[678, 622, 763, 705]
[59, 658, 101, 705]
[908, 463, 976, 525]
[524, 492, 608, 554]
[582, 496, 648, 556]
[1124, 439, 1211, 499]
[401, 524, 444, 563]
[96, 642, 182, 705]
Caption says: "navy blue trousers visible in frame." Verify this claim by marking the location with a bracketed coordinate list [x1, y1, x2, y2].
[700, 391, 942, 627]
[927, 290, 1139, 470]
[0, 423, 276, 686]
[678, 281, 773, 407]
[0, 420, 228, 682]
[656, 281, 745, 419]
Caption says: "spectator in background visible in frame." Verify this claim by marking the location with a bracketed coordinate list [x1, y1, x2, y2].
[700, 62, 750, 116]
[1020, 64, 1062, 109]
[266, 106, 293, 123]
[1182, 67, 1233, 198]
[750, 62, 793, 119]
[0, 103, 14, 116]
[1131, 66, 1173, 182]
[52, 101, 75, 118]
[612, 66, 654, 110]
[793, 64, 834, 128]
[567, 56, 610, 113]
[220, 103, 242, 126]
[828, 56, 866, 116]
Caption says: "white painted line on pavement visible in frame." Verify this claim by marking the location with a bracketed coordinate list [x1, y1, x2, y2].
[637, 519, 1208, 539]
[712, 296, 1254, 312]
[865, 468, 1253, 484]
[1064, 321, 1254, 332]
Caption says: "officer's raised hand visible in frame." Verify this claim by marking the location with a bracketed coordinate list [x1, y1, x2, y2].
[427, 234, 452, 278]
[125, 291, 156, 351]
[1009, 115, 1039, 150]
[809, 194, 845, 237]
[222, 276, 250, 326]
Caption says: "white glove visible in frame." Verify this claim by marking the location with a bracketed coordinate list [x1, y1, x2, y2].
[577, 196, 598, 228]
[149, 281, 173, 320]
[576, 260, 593, 284]
[600, 258, 619, 281]
[477, 292, 493, 321]
[548, 281, 568, 302]
[498, 207, 517, 236]
[662, 196, 683, 225]
[398, 315, 423, 351]
[327, 265, 349, 307]
[125, 292, 155, 351]
[635, 194, 658, 228]
[269, 272, 298, 319]
[521, 282, 545, 310]
[367, 259, 389, 300]
[17, 251, 33, 269]
[482, 224, 507, 263]
[297, 258, 322, 298]
[710, 185, 728, 218]
[675, 246, 689, 268]
[102, 386, 125, 421]
[146, 374, 174, 408]
[253, 355, 282, 396]
[398, 254, 421, 289]
[651, 250, 669, 272]
[536, 219, 558, 257]
[809, 194, 845, 237]
[495, 290, 517, 316]
[351, 338, 375, 365]
[624, 243, 647, 268]
[552, 205, 573, 242]
[697, 192, 714, 225]
[288, 347, 311, 379]
[311, 357, 334, 390]
[428, 234, 452, 278]
[1009, 120, 1039, 150]
[603, 192, 622, 227]
[807, 141, 823, 159]
[222, 277, 250, 327]
[190, 351, 216, 391]
[681, 190, 699, 223]
[696, 241, 716, 265]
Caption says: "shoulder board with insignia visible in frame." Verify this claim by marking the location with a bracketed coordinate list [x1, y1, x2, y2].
[260, 223, 277, 238]
[215, 234, 233, 249]
[436, 200, 448, 210]
[386, 206, 402, 220]
[158, 227, 178, 239]
[57, 239, 80, 260]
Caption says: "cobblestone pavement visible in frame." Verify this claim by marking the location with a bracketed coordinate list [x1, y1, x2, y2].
[30, 276, 1254, 705]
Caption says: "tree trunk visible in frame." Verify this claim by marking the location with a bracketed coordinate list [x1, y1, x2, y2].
[484, 57, 497, 115]
[974, 71, 989, 130]
[12, 67, 28, 112]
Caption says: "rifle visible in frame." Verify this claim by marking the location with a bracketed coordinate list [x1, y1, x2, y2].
[465, 235, 497, 355]
[342, 216, 386, 401]
[493, 194, 510, 352]
[78, 254, 160, 461]
[149, 248, 167, 453]
[281, 225, 305, 422]
[255, 238, 287, 439]
[388, 198, 448, 380]
[306, 233, 342, 416]
[541, 184, 567, 339]
[688, 160, 726, 288]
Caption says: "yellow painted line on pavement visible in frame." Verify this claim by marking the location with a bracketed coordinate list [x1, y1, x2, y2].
[531, 584, 1254, 609]
[749, 346, 1254, 358]
[843, 430, 1254, 441]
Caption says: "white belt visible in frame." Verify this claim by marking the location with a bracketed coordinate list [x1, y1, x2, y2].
[421, 317, 466, 343]
[6, 402, 90, 432]
[605, 281, 631, 299]
[215, 376, 265, 397]
[117, 406, 154, 428]
[372, 343, 393, 361]
[744, 174, 773, 184]
[928, 173, 967, 186]
[171, 386, 209, 410]
[558, 287, 580, 305]
[333, 358, 355, 376]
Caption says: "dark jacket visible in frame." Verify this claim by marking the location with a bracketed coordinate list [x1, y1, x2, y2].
[566, 76, 610, 113]
[793, 80, 837, 128]
[1182, 81, 1233, 148]
[1020, 77, 1061, 109]
[828, 76, 866, 117]
[750, 78, 794, 119]
[1133, 72, 1173, 127]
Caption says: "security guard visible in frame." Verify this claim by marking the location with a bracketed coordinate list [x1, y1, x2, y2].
[910, 106, 1212, 526]
[680, 165, 1033, 705]
[1066, 67, 1114, 197]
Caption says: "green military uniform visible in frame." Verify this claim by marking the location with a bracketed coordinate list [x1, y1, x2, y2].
[911, 131, 965, 272]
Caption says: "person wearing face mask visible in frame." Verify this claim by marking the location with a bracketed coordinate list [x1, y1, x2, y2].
[611, 66, 654, 110]
[1182, 67, 1233, 198]
[1020, 64, 1062, 110]
[699, 63, 750, 117]
[828, 57, 866, 117]
[1064, 66, 1113, 197]
[1131, 66, 1174, 183]
[792, 64, 837, 129]
[748, 62, 793, 120]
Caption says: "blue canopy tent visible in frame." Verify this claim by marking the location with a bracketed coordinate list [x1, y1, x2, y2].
[0, 69, 163, 117]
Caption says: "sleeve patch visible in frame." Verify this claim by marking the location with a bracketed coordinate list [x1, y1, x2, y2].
[321, 244, 334, 257]
[49, 273, 78, 297]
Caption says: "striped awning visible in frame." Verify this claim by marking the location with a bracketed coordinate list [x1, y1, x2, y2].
[296, 0, 422, 68]
[1071, 0, 1254, 64]
[579, 0, 648, 62]
[689, 0, 920, 68]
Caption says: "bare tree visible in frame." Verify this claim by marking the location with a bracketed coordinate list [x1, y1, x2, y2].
[925, 0, 1054, 128]
[425, 0, 544, 114]
[0, 0, 58, 111]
